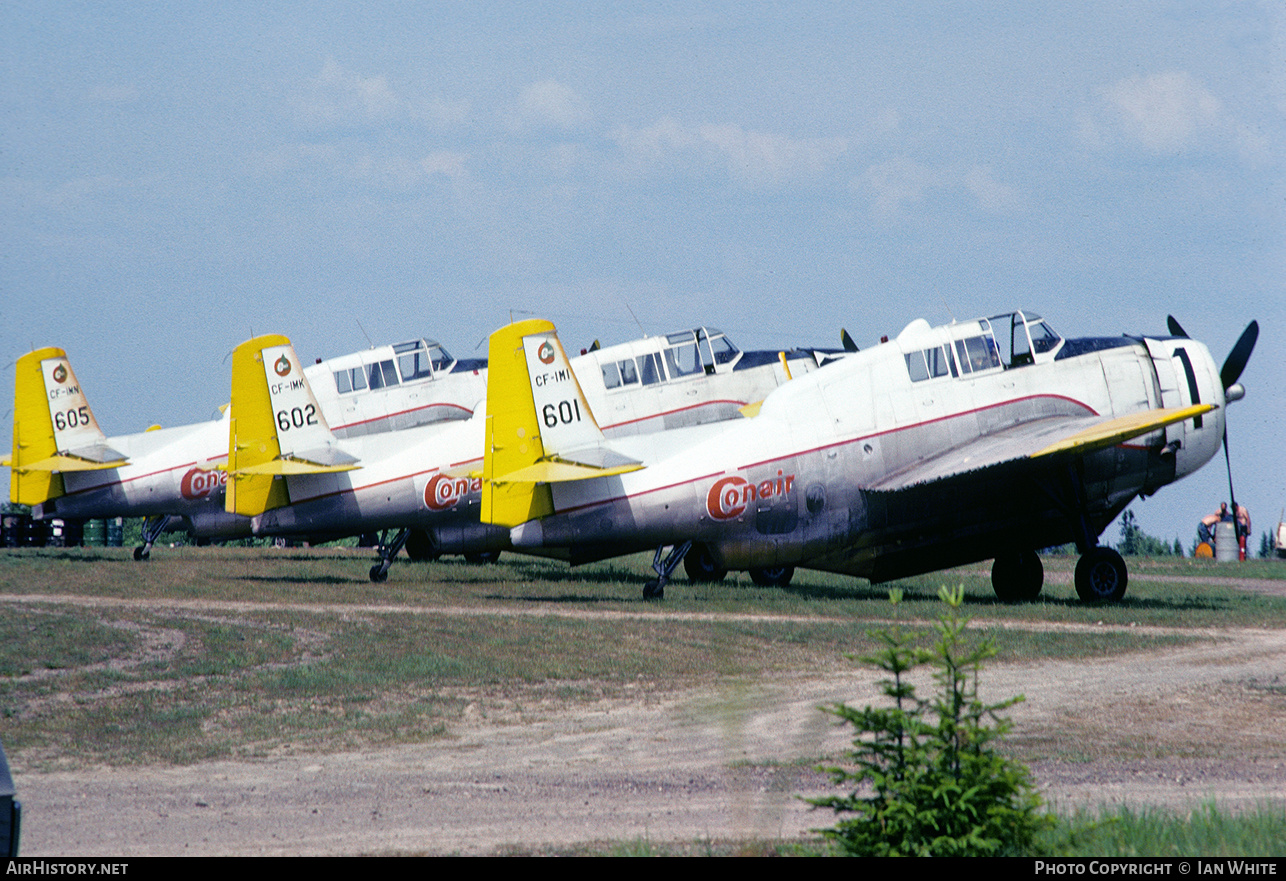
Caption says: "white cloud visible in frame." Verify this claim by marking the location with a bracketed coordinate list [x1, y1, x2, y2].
[859, 156, 937, 218]
[1106, 71, 1220, 152]
[296, 59, 400, 128]
[513, 80, 591, 130]
[612, 118, 849, 186]
[420, 151, 470, 181]
[856, 158, 1020, 218]
[964, 165, 1020, 213]
[1082, 70, 1264, 161]
[697, 124, 849, 186]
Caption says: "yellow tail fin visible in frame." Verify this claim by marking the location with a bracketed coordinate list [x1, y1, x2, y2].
[482, 320, 557, 527]
[10, 347, 126, 505]
[226, 334, 359, 517]
[226, 335, 293, 516]
[481, 319, 641, 528]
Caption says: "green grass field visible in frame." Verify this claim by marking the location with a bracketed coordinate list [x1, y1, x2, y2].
[3, 546, 1284, 855]
[3, 545, 1282, 768]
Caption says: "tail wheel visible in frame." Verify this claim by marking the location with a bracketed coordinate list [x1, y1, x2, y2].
[749, 565, 794, 587]
[991, 550, 1044, 602]
[683, 543, 728, 583]
[1075, 547, 1128, 602]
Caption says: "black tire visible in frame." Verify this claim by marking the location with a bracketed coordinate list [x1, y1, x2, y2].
[133, 546, 149, 561]
[991, 550, 1044, 602]
[463, 550, 501, 564]
[749, 565, 794, 587]
[369, 565, 389, 583]
[642, 579, 664, 600]
[404, 529, 439, 562]
[1075, 547, 1128, 602]
[683, 543, 728, 583]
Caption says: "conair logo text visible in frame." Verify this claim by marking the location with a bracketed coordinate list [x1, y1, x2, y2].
[274, 355, 292, 377]
[424, 473, 482, 511]
[181, 466, 228, 500]
[538, 340, 555, 365]
[52, 364, 68, 384]
[706, 472, 796, 521]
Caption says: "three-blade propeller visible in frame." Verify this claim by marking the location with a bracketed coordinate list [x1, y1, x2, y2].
[1167, 314, 1258, 393]
[1167, 314, 1259, 553]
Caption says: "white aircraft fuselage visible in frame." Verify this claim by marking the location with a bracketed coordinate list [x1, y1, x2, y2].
[246, 328, 836, 554]
[17, 337, 486, 541]
[497, 312, 1227, 586]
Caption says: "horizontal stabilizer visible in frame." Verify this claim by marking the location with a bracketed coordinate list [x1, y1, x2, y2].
[64, 442, 129, 464]
[287, 445, 361, 468]
[232, 457, 360, 476]
[14, 453, 127, 473]
[493, 458, 643, 485]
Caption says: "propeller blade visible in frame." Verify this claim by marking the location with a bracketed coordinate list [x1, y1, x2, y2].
[840, 328, 859, 353]
[1166, 315, 1189, 338]
[1220, 320, 1259, 391]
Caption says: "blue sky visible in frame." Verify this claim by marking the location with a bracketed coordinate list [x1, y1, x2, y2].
[3, 2, 1282, 550]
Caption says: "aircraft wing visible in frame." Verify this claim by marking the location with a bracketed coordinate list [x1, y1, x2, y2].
[868, 404, 1212, 492]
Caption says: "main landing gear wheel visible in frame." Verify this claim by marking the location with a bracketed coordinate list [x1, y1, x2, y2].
[641, 540, 692, 600]
[1075, 547, 1128, 603]
[368, 528, 411, 583]
[404, 529, 438, 562]
[749, 565, 795, 588]
[991, 550, 1044, 602]
[683, 544, 728, 583]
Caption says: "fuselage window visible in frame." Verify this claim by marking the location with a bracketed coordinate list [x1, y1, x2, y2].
[637, 352, 664, 386]
[1029, 320, 1061, 354]
[334, 370, 353, 394]
[959, 336, 1000, 373]
[1009, 317, 1033, 367]
[926, 345, 953, 378]
[601, 361, 622, 390]
[709, 336, 738, 365]
[366, 360, 399, 391]
[349, 366, 368, 392]
[618, 358, 638, 386]
[664, 343, 702, 379]
[905, 351, 930, 382]
[428, 345, 453, 372]
[398, 351, 435, 383]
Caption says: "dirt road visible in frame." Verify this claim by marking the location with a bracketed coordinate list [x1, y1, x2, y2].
[14, 603, 1286, 856]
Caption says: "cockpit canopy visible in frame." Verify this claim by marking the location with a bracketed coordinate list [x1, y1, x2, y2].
[331, 339, 457, 395]
[986, 311, 1062, 367]
[599, 327, 742, 390]
[903, 311, 1062, 384]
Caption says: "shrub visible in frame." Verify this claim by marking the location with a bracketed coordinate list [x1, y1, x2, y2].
[808, 585, 1052, 856]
